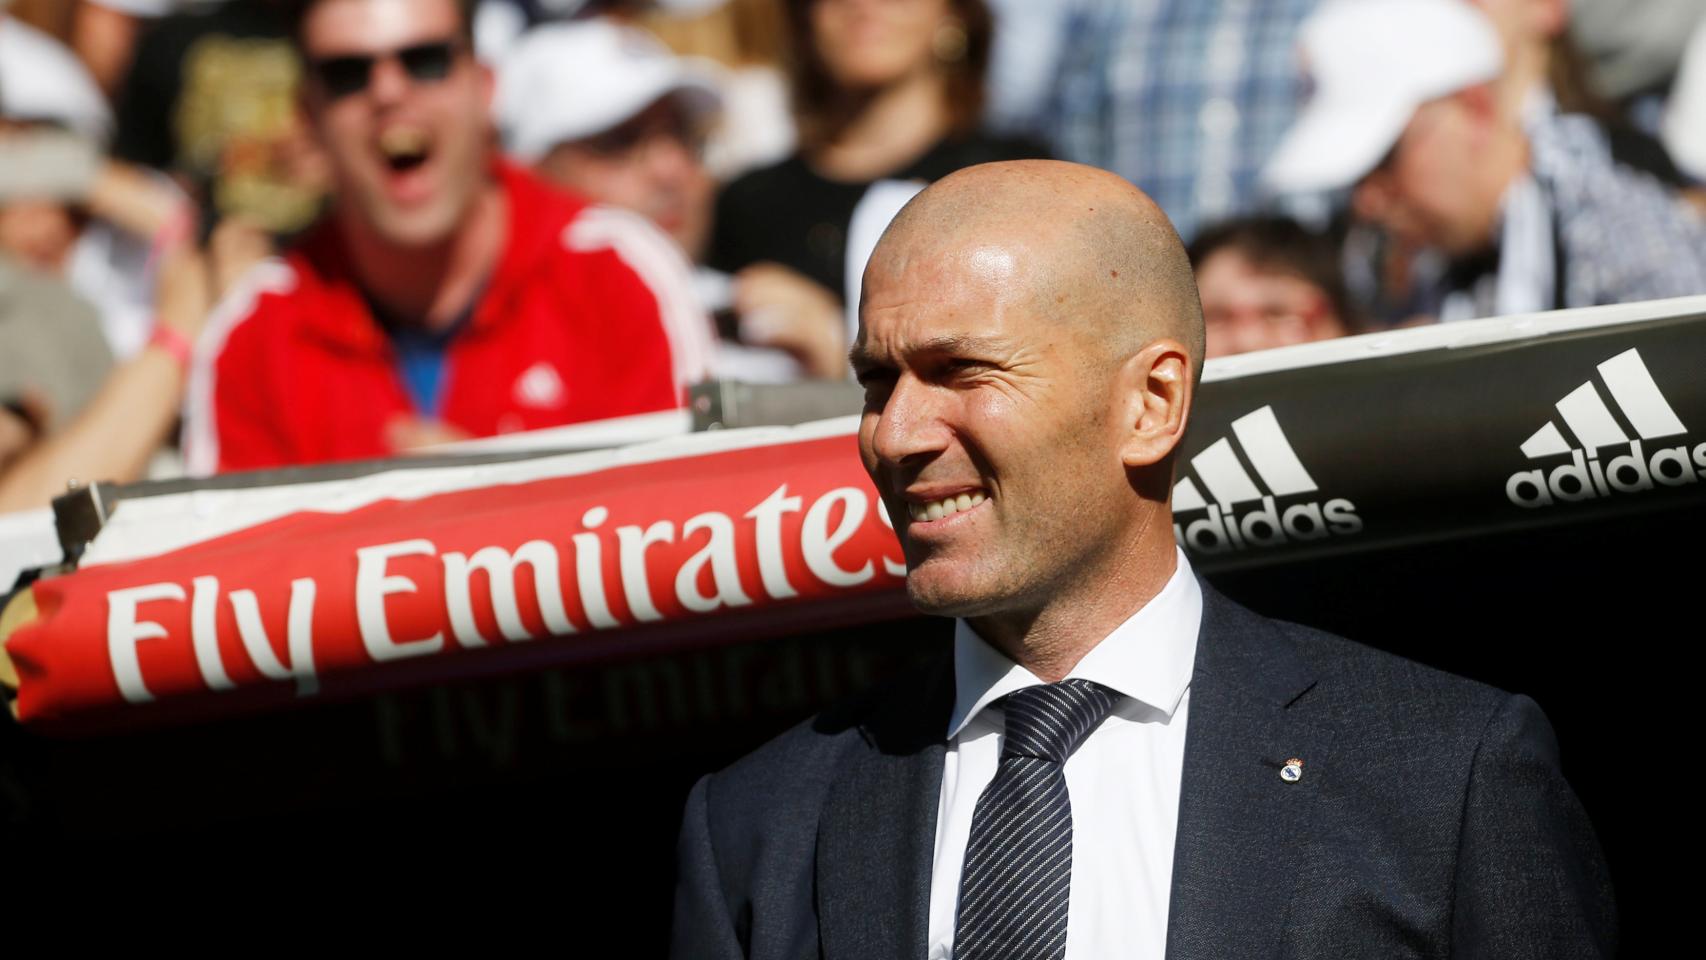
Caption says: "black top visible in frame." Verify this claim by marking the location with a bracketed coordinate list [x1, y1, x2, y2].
[709, 132, 1051, 300]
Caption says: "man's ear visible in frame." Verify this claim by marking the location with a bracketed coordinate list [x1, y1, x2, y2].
[1118, 338, 1192, 470]
[479, 61, 495, 110]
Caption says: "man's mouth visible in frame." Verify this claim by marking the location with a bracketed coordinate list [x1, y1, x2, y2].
[378, 125, 433, 175]
[907, 491, 987, 523]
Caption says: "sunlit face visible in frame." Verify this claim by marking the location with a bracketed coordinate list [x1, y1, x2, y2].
[1353, 97, 1501, 256]
[1196, 250, 1344, 358]
[811, 0, 952, 91]
[299, 0, 491, 247]
[854, 241, 1136, 617]
[537, 96, 715, 260]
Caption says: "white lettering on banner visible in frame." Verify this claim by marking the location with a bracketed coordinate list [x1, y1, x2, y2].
[675, 512, 754, 613]
[107, 581, 187, 704]
[443, 541, 574, 646]
[616, 521, 675, 621]
[1506, 440, 1706, 507]
[356, 539, 445, 661]
[803, 488, 875, 587]
[1506, 348, 1705, 509]
[746, 484, 803, 600]
[190, 575, 235, 690]
[101, 483, 907, 710]
[230, 579, 320, 696]
[1170, 406, 1362, 555]
[574, 507, 620, 629]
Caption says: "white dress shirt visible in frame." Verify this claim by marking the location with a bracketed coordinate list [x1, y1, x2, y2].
[926, 550, 1203, 959]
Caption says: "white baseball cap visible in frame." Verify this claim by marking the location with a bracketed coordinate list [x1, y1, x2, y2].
[0, 16, 113, 144]
[1262, 0, 1503, 195]
[496, 18, 723, 163]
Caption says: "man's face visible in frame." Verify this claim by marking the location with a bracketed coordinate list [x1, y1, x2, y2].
[537, 96, 715, 260]
[1352, 96, 1500, 256]
[854, 242, 1135, 617]
[299, 0, 491, 247]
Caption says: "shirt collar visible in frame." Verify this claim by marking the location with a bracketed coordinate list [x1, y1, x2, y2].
[946, 548, 1203, 739]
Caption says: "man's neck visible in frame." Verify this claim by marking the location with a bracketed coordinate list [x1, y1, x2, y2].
[340, 183, 508, 331]
[969, 517, 1180, 683]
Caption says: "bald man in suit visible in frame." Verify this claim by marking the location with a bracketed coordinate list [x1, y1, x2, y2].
[670, 160, 1614, 959]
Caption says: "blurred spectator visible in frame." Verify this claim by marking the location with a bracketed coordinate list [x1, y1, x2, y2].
[1264, 0, 1706, 322]
[71, 0, 186, 100]
[183, 0, 713, 474]
[0, 257, 112, 440]
[496, 18, 806, 381]
[1029, 0, 1321, 241]
[0, 222, 268, 511]
[498, 19, 722, 259]
[1571, 0, 1706, 106]
[1664, 14, 1706, 185]
[106, 0, 329, 236]
[1188, 216, 1357, 359]
[1, 13, 194, 360]
[708, 0, 1047, 378]
[639, 0, 797, 179]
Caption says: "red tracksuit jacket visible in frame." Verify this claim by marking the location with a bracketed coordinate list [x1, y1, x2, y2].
[184, 163, 711, 474]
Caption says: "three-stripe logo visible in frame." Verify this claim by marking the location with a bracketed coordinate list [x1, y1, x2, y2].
[1506, 347, 1705, 508]
[1171, 405, 1361, 555]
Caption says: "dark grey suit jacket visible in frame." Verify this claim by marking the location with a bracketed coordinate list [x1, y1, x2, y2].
[670, 583, 1616, 958]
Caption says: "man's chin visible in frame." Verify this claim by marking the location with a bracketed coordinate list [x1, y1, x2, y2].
[904, 568, 1002, 619]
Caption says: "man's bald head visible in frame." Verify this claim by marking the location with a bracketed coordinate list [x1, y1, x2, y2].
[865, 160, 1205, 381]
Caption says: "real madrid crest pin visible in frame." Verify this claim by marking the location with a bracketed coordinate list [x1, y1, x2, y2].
[1280, 758, 1304, 783]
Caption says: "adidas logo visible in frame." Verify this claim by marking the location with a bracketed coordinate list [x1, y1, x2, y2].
[1172, 405, 1361, 555]
[1506, 347, 1704, 509]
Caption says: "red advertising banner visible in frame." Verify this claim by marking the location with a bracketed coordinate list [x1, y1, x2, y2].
[6, 432, 913, 733]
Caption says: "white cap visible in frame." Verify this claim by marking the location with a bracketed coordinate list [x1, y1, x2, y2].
[496, 18, 723, 163]
[0, 16, 113, 144]
[1262, 0, 1503, 194]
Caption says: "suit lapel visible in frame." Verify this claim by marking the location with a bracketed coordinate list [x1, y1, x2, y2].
[1165, 583, 1333, 960]
[816, 656, 953, 960]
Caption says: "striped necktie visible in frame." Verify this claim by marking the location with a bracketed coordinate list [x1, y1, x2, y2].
[952, 678, 1121, 960]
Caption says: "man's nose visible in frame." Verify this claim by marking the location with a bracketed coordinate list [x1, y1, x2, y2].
[869, 376, 950, 467]
[367, 56, 413, 106]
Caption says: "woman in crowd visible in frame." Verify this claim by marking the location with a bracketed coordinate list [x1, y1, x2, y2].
[707, 0, 1047, 378]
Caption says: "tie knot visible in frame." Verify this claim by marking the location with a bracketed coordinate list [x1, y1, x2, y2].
[999, 679, 1120, 764]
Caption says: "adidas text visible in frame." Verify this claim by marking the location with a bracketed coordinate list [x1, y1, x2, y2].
[1173, 495, 1362, 555]
[1506, 439, 1706, 508]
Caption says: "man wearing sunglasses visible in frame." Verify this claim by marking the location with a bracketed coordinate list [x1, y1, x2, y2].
[183, 0, 714, 473]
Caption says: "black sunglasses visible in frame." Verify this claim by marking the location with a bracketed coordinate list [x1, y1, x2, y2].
[308, 40, 461, 99]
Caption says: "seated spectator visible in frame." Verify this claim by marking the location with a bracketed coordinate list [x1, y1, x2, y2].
[1263, 0, 1706, 321]
[0, 257, 112, 443]
[0, 221, 268, 512]
[498, 18, 721, 263]
[1, 12, 195, 360]
[497, 17, 824, 382]
[708, 0, 1047, 377]
[183, 0, 714, 474]
[1188, 216, 1358, 358]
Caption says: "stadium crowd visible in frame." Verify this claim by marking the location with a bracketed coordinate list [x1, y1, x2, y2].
[3, 0, 1706, 507]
